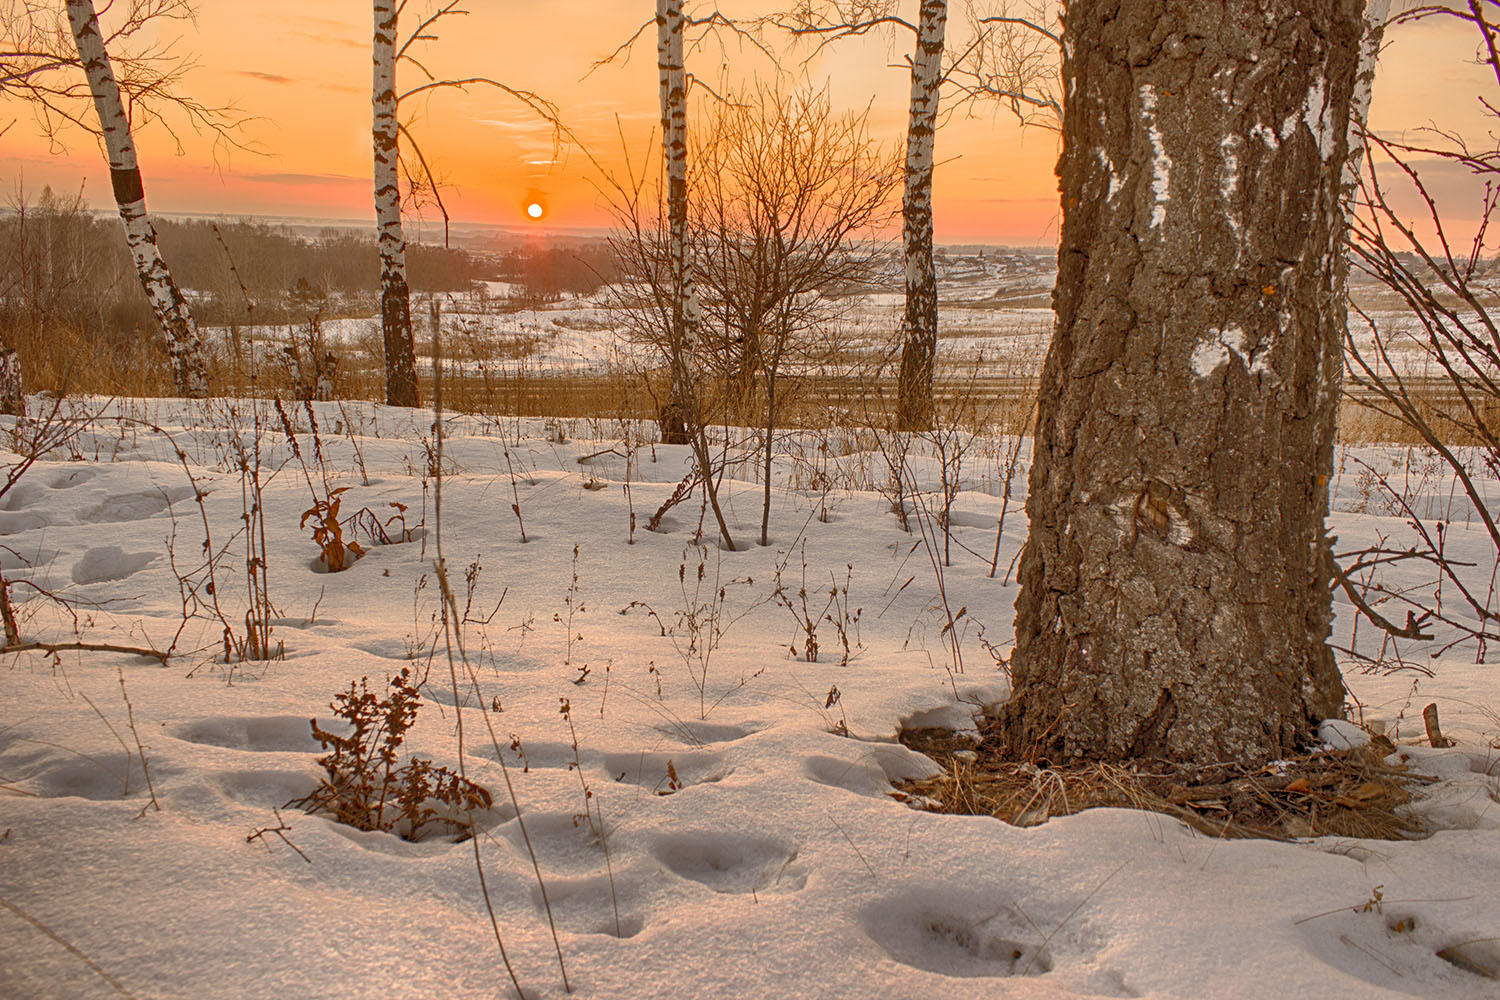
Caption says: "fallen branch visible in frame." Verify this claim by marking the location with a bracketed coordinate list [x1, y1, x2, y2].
[0, 641, 169, 665]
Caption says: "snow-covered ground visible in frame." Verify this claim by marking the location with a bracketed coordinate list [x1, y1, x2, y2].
[1, 398, 1497, 1000]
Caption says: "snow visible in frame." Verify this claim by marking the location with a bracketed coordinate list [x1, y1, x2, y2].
[0, 397, 1496, 1000]
[1138, 86, 1172, 230]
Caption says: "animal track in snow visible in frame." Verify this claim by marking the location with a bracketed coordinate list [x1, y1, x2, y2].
[530, 874, 644, 939]
[496, 810, 608, 874]
[70, 546, 157, 585]
[486, 739, 579, 773]
[803, 755, 894, 798]
[20, 758, 133, 801]
[214, 767, 318, 807]
[45, 467, 95, 489]
[651, 832, 805, 894]
[76, 487, 193, 524]
[862, 897, 1054, 979]
[1300, 906, 1500, 993]
[652, 720, 757, 746]
[170, 716, 323, 753]
[0, 483, 47, 511]
[604, 750, 731, 793]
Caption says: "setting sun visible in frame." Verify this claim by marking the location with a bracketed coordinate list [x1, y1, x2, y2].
[526, 202, 544, 219]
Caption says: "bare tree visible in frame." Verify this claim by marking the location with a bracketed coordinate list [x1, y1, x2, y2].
[64, 0, 205, 396]
[784, 1, 1060, 431]
[692, 86, 899, 544]
[1340, 1, 1500, 661]
[2, 0, 236, 147]
[950, 1, 1061, 131]
[1002, 0, 1376, 764]
[372, 0, 557, 409]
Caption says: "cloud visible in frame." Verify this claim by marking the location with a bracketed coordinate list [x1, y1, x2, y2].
[244, 171, 365, 187]
[233, 71, 297, 85]
[476, 119, 558, 134]
[1371, 155, 1491, 218]
[289, 30, 365, 51]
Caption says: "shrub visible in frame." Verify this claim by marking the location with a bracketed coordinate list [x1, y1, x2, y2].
[292, 668, 491, 840]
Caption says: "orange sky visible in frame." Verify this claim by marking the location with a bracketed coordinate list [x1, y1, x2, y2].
[1, 2, 1489, 246]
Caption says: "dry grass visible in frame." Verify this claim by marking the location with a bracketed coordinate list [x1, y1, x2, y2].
[897, 726, 1430, 841]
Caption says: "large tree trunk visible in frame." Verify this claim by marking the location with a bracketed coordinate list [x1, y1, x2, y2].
[373, 0, 419, 409]
[894, 0, 946, 433]
[1003, 0, 1369, 765]
[65, 0, 207, 399]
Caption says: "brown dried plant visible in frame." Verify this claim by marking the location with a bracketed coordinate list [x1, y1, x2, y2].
[292, 668, 492, 841]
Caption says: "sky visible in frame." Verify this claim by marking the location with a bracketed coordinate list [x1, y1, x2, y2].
[0, 2, 1491, 246]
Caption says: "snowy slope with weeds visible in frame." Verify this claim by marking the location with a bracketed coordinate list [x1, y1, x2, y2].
[1, 398, 1497, 999]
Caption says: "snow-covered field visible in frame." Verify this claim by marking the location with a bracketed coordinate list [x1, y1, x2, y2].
[1, 398, 1497, 1000]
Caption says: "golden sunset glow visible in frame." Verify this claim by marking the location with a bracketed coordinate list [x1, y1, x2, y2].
[0, 3, 1486, 243]
[527, 203, 545, 219]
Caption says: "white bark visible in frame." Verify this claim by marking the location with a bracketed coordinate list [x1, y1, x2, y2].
[1342, 0, 1389, 196]
[373, 0, 418, 407]
[653, 0, 736, 550]
[658, 0, 698, 365]
[895, 0, 946, 431]
[65, 0, 207, 398]
[0, 348, 22, 416]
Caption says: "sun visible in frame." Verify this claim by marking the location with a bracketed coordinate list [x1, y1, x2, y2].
[526, 202, 544, 219]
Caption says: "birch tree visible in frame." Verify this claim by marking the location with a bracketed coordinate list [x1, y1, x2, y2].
[1001, 0, 1377, 765]
[656, 0, 738, 550]
[65, 0, 206, 397]
[785, 1, 1059, 431]
[657, 0, 696, 445]
[785, 2, 947, 431]
[895, 0, 946, 433]
[371, 1, 557, 409]
[372, 0, 418, 408]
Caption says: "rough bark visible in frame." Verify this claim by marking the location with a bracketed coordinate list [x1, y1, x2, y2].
[373, 0, 420, 409]
[894, 0, 947, 432]
[1003, 0, 1368, 764]
[65, 0, 207, 399]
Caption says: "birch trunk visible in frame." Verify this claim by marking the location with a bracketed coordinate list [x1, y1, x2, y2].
[0, 348, 22, 416]
[657, 0, 694, 445]
[894, 0, 946, 432]
[655, 0, 736, 550]
[65, 0, 207, 399]
[1003, 0, 1369, 765]
[373, 0, 419, 408]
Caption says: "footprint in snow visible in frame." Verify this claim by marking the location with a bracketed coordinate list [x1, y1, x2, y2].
[76, 487, 193, 524]
[803, 755, 894, 798]
[214, 767, 319, 807]
[1300, 905, 1500, 992]
[70, 545, 157, 585]
[45, 466, 96, 489]
[530, 874, 645, 939]
[651, 832, 806, 895]
[862, 891, 1138, 995]
[604, 750, 731, 794]
[652, 720, 758, 746]
[862, 897, 1054, 979]
[170, 716, 323, 753]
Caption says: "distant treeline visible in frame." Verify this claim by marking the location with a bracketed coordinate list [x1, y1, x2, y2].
[0, 190, 626, 361]
[494, 243, 620, 301]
